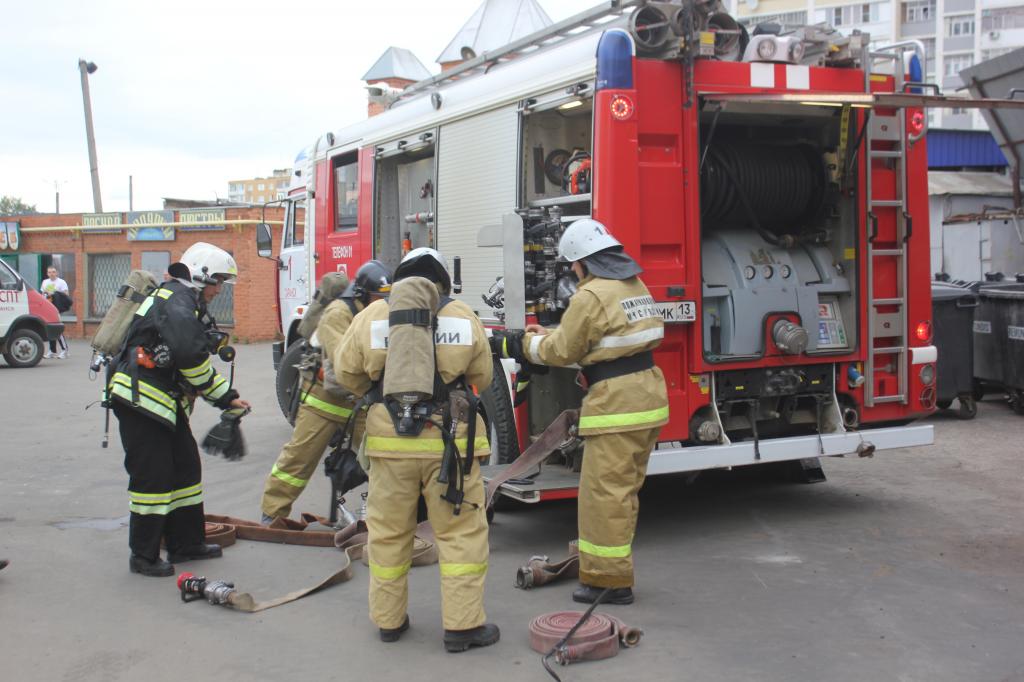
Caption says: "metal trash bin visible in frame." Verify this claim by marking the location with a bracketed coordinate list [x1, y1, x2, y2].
[932, 282, 979, 419]
[973, 283, 1024, 415]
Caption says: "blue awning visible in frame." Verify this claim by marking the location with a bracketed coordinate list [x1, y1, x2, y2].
[927, 129, 1008, 168]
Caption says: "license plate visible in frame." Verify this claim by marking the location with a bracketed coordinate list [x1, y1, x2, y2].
[654, 301, 696, 323]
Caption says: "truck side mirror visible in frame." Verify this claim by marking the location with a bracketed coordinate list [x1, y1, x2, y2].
[256, 223, 273, 259]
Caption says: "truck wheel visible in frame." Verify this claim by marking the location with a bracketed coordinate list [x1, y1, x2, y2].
[276, 340, 307, 425]
[478, 357, 521, 464]
[956, 396, 977, 420]
[936, 399, 952, 410]
[2, 328, 44, 368]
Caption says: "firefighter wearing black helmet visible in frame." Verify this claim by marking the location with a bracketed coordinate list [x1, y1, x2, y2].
[260, 260, 391, 523]
[336, 247, 500, 652]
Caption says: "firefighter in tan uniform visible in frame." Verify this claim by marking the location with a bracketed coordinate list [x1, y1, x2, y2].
[260, 261, 391, 523]
[336, 248, 499, 652]
[496, 219, 668, 605]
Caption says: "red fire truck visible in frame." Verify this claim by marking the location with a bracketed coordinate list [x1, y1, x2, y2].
[257, 0, 1024, 500]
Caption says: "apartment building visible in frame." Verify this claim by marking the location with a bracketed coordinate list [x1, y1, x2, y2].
[227, 168, 291, 205]
[729, 0, 1024, 129]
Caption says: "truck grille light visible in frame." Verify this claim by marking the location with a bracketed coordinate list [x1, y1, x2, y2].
[920, 386, 936, 409]
[919, 364, 935, 386]
[915, 320, 932, 342]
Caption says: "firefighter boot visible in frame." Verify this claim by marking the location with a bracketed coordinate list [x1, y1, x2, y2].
[379, 615, 410, 643]
[443, 623, 501, 653]
[572, 583, 635, 605]
[129, 554, 174, 577]
[167, 544, 223, 563]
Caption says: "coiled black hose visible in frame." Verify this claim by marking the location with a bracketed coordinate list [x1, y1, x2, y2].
[700, 141, 826, 238]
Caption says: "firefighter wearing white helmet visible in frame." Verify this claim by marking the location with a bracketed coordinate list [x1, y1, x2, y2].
[106, 242, 250, 577]
[494, 218, 668, 605]
[336, 246, 500, 652]
[179, 242, 238, 286]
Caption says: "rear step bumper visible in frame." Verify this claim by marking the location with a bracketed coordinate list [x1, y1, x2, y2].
[484, 424, 934, 503]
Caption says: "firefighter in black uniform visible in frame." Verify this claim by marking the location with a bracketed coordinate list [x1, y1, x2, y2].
[106, 243, 250, 577]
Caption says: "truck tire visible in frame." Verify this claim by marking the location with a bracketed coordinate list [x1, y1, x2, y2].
[276, 340, 307, 425]
[478, 357, 520, 464]
[2, 328, 44, 368]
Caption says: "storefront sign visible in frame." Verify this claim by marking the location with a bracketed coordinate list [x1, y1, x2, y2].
[127, 210, 175, 241]
[178, 208, 226, 231]
[0, 221, 18, 251]
[83, 212, 123, 234]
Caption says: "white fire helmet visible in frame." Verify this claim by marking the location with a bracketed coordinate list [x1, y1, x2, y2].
[557, 218, 622, 263]
[394, 247, 451, 293]
[179, 242, 238, 286]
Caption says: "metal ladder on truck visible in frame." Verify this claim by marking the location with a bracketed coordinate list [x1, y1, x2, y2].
[862, 46, 914, 407]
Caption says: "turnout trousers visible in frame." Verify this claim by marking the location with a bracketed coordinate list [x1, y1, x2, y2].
[578, 427, 661, 589]
[366, 455, 489, 631]
[115, 402, 205, 561]
[260, 404, 338, 520]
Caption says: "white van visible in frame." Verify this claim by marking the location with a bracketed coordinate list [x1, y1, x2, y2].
[0, 259, 64, 368]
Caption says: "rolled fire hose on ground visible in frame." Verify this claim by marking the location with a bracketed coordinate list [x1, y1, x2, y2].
[530, 610, 643, 667]
[515, 540, 579, 589]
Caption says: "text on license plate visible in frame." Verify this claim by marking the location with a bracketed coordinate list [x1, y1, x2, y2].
[654, 301, 696, 323]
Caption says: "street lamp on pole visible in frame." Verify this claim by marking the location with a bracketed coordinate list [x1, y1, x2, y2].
[78, 59, 103, 213]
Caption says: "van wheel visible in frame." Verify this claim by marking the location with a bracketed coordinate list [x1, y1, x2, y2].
[479, 357, 521, 464]
[276, 340, 307, 424]
[2, 328, 44, 368]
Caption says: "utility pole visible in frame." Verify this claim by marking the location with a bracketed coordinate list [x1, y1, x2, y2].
[129, 175, 133, 211]
[78, 59, 103, 213]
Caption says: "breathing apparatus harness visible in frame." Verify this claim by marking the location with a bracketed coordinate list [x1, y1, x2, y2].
[98, 283, 239, 447]
[344, 295, 481, 515]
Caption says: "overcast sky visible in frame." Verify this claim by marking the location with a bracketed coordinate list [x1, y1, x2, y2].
[0, 0, 599, 214]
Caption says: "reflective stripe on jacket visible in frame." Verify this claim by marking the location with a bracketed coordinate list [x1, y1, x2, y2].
[106, 279, 236, 428]
[523, 275, 669, 436]
[296, 298, 361, 423]
[337, 296, 493, 459]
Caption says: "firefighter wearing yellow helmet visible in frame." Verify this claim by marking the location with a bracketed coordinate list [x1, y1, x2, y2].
[260, 260, 392, 523]
[107, 242, 250, 577]
[336, 247, 499, 652]
[494, 219, 668, 604]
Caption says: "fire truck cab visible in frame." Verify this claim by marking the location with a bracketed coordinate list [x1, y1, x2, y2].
[258, 1, 1024, 500]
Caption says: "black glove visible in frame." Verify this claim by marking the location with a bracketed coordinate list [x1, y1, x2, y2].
[489, 330, 527, 364]
[513, 367, 531, 407]
[324, 447, 368, 497]
[201, 407, 249, 461]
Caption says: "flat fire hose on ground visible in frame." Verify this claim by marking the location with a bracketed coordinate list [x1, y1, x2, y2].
[485, 409, 579, 508]
[515, 541, 580, 589]
[186, 515, 437, 612]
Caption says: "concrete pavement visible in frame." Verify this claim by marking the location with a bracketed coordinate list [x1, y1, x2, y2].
[1, 339, 1023, 681]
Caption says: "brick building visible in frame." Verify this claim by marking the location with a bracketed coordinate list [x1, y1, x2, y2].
[0, 207, 285, 342]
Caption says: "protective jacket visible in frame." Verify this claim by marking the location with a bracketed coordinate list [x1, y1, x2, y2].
[336, 296, 492, 458]
[522, 274, 669, 436]
[107, 279, 237, 429]
[299, 298, 362, 422]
